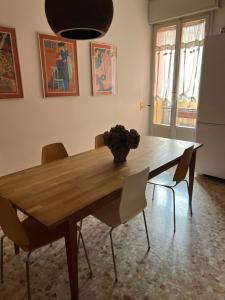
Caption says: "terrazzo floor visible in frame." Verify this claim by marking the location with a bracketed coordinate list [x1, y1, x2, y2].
[0, 174, 225, 300]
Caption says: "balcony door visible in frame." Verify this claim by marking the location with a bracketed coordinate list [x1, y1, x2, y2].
[151, 16, 209, 141]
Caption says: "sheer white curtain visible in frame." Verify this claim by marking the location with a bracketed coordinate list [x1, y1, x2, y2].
[177, 20, 206, 102]
[153, 26, 176, 125]
[154, 26, 176, 104]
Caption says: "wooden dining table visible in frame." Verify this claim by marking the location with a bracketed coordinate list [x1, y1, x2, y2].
[0, 136, 202, 299]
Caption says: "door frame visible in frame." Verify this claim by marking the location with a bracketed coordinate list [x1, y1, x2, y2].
[149, 12, 212, 141]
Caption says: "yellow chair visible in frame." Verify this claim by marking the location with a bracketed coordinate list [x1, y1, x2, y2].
[92, 168, 150, 282]
[41, 142, 68, 164]
[148, 146, 194, 233]
[0, 197, 92, 300]
[95, 134, 104, 149]
[42, 143, 84, 249]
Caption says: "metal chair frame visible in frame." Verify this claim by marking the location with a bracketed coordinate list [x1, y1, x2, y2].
[0, 228, 92, 300]
[150, 179, 190, 233]
[109, 210, 150, 282]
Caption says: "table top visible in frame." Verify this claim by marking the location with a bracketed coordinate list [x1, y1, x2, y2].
[0, 136, 202, 229]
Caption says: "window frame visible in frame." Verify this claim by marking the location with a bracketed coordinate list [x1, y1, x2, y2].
[149, 12, 212, 135]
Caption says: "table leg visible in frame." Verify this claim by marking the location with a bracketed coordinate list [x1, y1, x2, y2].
[65, 219, 79, 300]
[188, 149, 197, 215]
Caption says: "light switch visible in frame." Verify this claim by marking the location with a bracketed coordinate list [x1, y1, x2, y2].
[139, 101, 144, 111]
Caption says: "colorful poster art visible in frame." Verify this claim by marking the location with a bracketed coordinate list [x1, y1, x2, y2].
[91, 43, 117, 96]
[38, 34, 79, 97]
[0, 27, 23, 99]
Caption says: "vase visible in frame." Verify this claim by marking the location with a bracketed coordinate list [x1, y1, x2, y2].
[110, 146, 130, 163]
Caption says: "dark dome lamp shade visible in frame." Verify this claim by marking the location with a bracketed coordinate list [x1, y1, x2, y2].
[45, 0, 114, 40]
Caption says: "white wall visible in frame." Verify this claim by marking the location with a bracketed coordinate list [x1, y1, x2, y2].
[0, 0, 151, 176]
[213, 0, 225, 33]
[149, 0, 219, 24]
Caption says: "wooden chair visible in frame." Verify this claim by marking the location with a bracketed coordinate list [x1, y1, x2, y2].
[95, 134, 105, 149]
[0, 197, 92, 300]
[42, 143, 84, 250]
[41, 143, 68, 164]
[92, 168, 150, 282]
[148, 146, 194, 233]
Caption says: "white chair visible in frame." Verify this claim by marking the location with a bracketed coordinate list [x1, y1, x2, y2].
[92, 167, 150, 282]
[148, 146, 194, 233]
[51, 66, 65, 90]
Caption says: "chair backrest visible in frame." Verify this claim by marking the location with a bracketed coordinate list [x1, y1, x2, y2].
[95, 134, 105, 149]
[119, 167, 149, 223]
[173, 146, 194, 183]
[42, 143, 68, 164]
[0, 197, 29, 249]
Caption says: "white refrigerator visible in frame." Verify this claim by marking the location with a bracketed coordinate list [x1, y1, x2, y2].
[196, 33, 225, 179]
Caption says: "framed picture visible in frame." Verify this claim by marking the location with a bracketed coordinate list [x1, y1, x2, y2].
[0, 26, 23, 99]
[38, 33, 79, 97]
[91, 42, 117, 96]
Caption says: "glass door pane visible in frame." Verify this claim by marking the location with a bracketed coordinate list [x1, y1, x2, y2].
[153, 25, 176, 125]
[176, 19, 206, 128]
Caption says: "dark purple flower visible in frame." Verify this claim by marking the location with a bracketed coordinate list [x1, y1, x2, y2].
[104, 125, 140, 150]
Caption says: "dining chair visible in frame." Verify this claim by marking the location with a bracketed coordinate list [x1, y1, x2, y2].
[92, 167, 150, 282]
[41, 142, 85, 250]
[95, 134, 105, 149]
[41, 142, 68, 164]
[148, 145, 194, 233]
[0, 197, 92, 300]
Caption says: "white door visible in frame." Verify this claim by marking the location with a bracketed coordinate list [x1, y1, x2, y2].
[150, 15, 209, 141]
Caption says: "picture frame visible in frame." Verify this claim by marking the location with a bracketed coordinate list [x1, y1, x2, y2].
[38, 33, 79, 98]
[91, 42, 117, 96]
[0, 26, 23, 99]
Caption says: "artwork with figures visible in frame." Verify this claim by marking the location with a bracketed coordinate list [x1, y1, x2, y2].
[0, 26, 23, 99]
[91, 42, 117, 96]
[38, 33, 79, 97]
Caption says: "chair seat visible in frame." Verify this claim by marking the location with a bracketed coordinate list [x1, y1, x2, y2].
[92, 198, 122, 227]
[21, 218, 66, 251]
[149, 171, 177, 188]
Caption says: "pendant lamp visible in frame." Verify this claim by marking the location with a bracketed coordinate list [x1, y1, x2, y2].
[45, 0, 114, 40]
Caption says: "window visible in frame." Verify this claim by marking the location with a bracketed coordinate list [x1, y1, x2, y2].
[152, 17, 207, 130]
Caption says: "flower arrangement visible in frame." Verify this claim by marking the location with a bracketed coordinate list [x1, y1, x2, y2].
[104, 125, 140, 163]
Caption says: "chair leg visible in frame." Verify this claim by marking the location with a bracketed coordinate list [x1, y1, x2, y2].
[152, 184, 156, 201]
[142, 211, 150, 252]
[170, 188, 176, 233]
[78, 230, 93, 278]
[109, 227, 118, 282]
[184, 180, 192, 215]
[25, 252, 32, 300]
[1, 235, 6, 284]
[77, 219, 83, 251]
